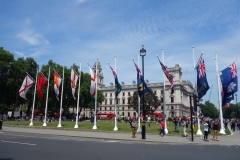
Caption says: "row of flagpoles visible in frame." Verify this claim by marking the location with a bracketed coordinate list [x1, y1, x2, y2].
[18, 48, 238, 133]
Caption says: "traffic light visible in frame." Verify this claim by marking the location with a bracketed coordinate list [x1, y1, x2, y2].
[194, 95, 199, 112]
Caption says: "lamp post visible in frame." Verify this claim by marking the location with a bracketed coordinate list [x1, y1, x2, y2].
[139, 45, 146, 139]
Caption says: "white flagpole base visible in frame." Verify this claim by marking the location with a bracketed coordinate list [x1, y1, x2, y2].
[219, 128, 226, 134]
[137, 127, 142, 132]
[165, 128, 169, 134]
[43, 122, 47, 126]
[196, 129, 203, 135]
[74, 124, 78, 128]
[92, 125, 97, 129]
[57, 124, 62, 128]
[113, 126, 118, 131]
[29, 122, 33, 126]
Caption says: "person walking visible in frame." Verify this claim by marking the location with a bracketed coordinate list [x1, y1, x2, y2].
[159, 119, 165, 137]
[182, 119, 188, 137]
[173, 116, 179, 132]
[203, 119, 209, 142]
[147, 116, 151, 128]
[130, 118, 137, 138]
[212, 119, 220, 141]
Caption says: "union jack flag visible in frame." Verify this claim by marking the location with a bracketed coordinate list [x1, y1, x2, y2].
[198, 57, 206, 78]
[157, 58, 174, 94]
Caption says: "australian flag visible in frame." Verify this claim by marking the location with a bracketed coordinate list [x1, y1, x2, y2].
[158, 59, 174, 94]
[220, 62, 238, 108]
[195, 55, 210, 99]
[109, 65, 122, 96]
[133, 62, 148, 97]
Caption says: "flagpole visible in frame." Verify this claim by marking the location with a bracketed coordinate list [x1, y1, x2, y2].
[92, 59, 98, 129]
[215, 52, 226, 134]
[192, 47, 203, 135]
[113, 56, 118, 131]
[74, 63, 81, 128]
[43, 67, 50, 127]
[137, 52, 142, 132]
[58, 67, 64, 127]
[29, 68, 38, 126]
[162, 49, 168, 134]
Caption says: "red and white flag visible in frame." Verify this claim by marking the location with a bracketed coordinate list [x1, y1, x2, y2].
[54, 71, 62, 100]
[70, 69, 78, 100]
[89, 66, 96, 96]
[19, 74, 35, 100]
[37, 73, 47, 101]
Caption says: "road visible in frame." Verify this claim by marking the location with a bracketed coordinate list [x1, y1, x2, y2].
[0, 131, 240, 160]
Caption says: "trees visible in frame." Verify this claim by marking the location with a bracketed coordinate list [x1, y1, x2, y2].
[222, 103, 238, 118]
[199, 101, 218, 118]
[0, 47, 104, 117]
[128, 88, 161, 115]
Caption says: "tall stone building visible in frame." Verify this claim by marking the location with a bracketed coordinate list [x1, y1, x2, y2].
[84, 61, 194, 119]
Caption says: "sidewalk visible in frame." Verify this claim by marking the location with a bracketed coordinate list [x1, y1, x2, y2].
[1, 125, 240, 146]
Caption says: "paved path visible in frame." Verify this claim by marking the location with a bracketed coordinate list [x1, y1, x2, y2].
[1, 125, 240, 146]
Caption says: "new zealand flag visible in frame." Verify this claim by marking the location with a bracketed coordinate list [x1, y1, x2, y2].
[109, 65, 122, 96]
[220, 62, 238, 107]
[133, 62, 148, 97]
[195, 55, 210, 99]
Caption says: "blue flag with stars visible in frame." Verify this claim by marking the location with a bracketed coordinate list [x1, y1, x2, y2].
[109, 65, 122, 96]
[195, 55, 210, 99]
[220, 62, 238, 107]
[133, 62, 148, 97]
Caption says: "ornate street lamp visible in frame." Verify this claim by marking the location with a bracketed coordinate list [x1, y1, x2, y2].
[139, 45, 146, 139]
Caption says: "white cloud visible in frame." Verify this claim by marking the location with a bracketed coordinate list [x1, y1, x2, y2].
[17, 29, 49, 46]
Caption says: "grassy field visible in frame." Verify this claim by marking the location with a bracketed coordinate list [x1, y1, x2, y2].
[2, 119, 230, 136]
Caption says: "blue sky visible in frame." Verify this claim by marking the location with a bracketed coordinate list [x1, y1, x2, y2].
[1, 0, 240, 108]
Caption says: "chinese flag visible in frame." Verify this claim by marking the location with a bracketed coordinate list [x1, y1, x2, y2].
[37, 73, 47, 101]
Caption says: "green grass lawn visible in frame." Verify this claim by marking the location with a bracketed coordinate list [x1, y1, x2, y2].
[3, 120, 230, 136]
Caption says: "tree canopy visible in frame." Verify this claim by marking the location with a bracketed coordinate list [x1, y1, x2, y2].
[0, 47, 104, 117]
[128, 88, 161, 115]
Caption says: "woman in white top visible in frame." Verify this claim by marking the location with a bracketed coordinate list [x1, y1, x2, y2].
[203, 119, 209, 142]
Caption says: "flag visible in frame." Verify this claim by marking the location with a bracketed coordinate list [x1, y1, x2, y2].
[37, 73, 47, 101]
[54, 71, 62, 100]
[89, 66, 96, 96]
[19, 74, 35, 100]
[220, 62, 238, 107]
[70, 69, 78, 100]
[158, 59, 174, 94]
[133, 62, 148, 97]
[109, 65, 122, 96]
[221, 89, 233, 108]
[195, 55, 210, 99]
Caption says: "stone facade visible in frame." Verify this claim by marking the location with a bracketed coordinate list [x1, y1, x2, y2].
[82, 61, 194, 119]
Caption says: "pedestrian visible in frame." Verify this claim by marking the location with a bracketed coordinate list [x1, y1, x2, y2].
[147, 116, 151, 128]
[212, 119, 220, 141]
[90, 115, 94, 125]
[182, 119, 188, 137]
[203, 119, 209, 142]
[173, 116, 179, 132]
[159, 119, 165, 137]
[130, 118, 137, 138]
